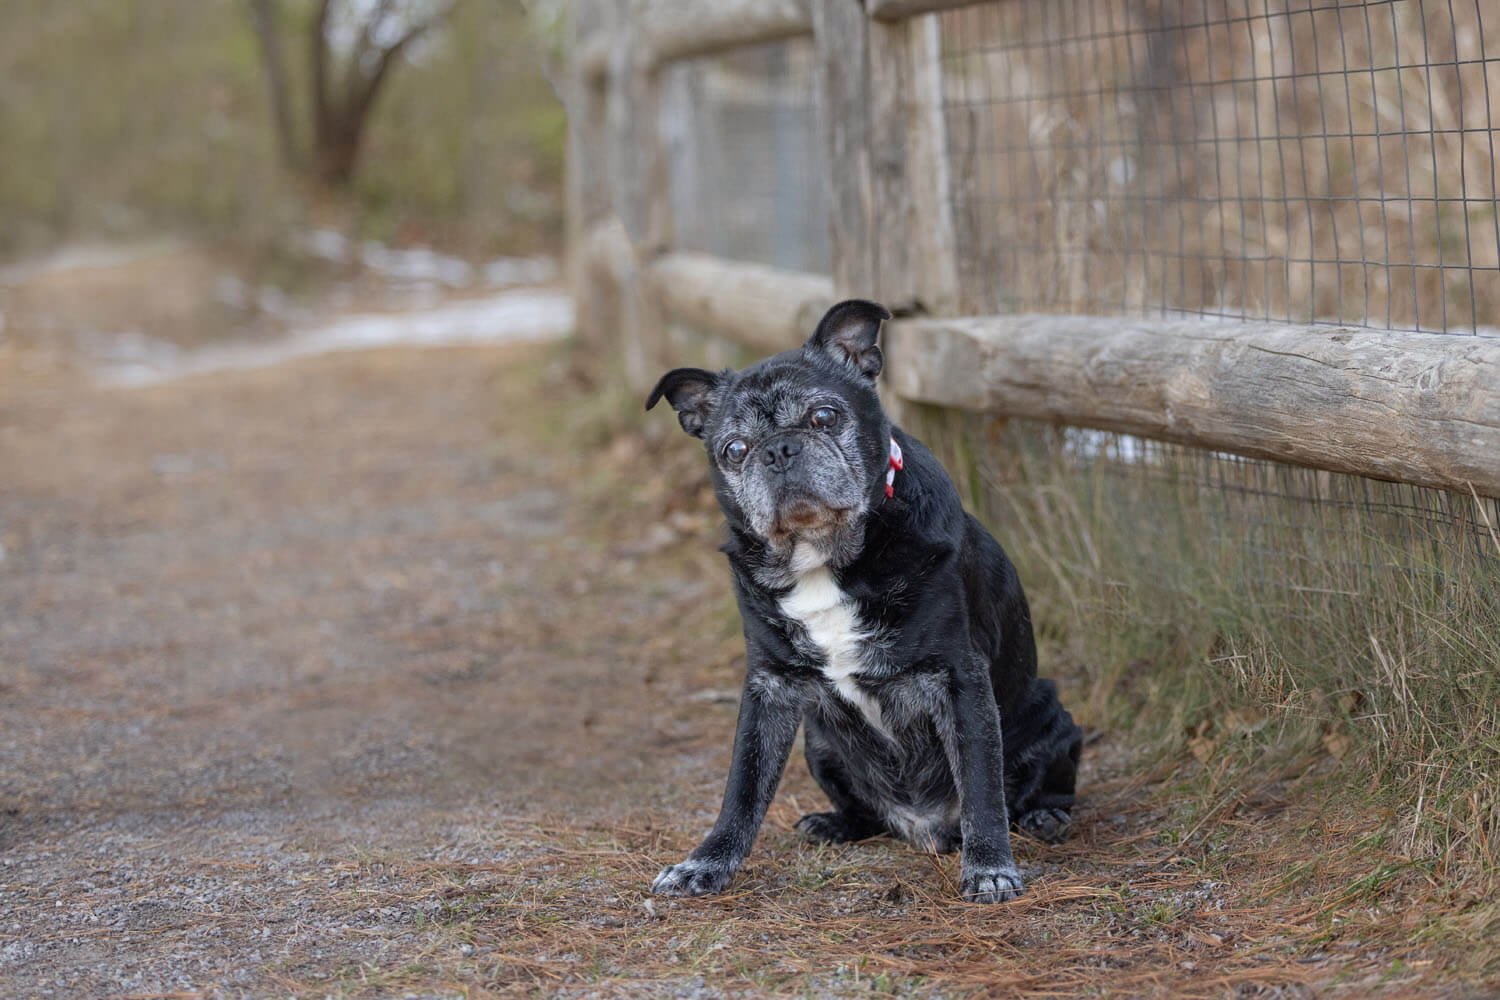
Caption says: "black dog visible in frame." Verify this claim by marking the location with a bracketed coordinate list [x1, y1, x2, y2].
[644, 300, 1081, 903]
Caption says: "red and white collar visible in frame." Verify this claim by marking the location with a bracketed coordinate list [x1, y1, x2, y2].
[885, 437, 903, 499]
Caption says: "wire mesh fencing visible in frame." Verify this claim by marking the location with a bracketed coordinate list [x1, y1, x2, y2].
[939, 0, 1500, 334]
[929, 0, 1500, 546]
[660, 40, 830, 274]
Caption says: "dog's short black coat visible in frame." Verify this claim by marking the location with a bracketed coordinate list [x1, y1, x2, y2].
[645, 300, 1082, 903]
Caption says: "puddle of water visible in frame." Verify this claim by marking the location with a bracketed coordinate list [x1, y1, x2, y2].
[98, 288, 574, 388]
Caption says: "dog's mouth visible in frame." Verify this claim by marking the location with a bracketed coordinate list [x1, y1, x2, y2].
[769, 499, 851, 544]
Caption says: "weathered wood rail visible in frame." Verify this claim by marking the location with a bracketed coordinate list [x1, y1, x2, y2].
[637, 0, 813, 64]
[565, 0, 1500, 500]
[651, 253, 835, 354]
[886, 316, 1500, 498]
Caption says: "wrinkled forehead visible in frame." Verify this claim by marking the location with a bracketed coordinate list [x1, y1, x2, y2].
[718, 357, 842, 430]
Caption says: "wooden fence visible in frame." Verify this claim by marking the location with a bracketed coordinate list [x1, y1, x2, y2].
[563, 0, 1500, 501]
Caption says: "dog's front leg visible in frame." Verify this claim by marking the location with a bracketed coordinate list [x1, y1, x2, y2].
[938, 656, 1025, 903]
[651, 671, 802, 897]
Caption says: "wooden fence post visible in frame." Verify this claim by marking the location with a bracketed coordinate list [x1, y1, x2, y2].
[812, 0, 877, 299]
[566, 1, 617, 360]
[813, 3, 958, 313]
[605, 0, 673, 391]
[902, 14, 959, 317]
[815, 2, 958, 420]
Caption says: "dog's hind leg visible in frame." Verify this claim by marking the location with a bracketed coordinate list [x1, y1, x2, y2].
[797, 810, 886, 844]
[1015, 726, 1081, 843]
[1005, 680, 1083, 844]
[796, 723, 887, 844]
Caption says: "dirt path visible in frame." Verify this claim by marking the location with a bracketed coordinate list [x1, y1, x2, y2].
[0, 343, 681, 991]
[0, 339, 1484, 997]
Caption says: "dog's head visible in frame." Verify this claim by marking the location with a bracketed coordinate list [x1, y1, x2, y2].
[646, 300, 893, 565]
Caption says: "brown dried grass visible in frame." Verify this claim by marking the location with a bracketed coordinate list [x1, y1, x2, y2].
[268, 757, 1497, 997]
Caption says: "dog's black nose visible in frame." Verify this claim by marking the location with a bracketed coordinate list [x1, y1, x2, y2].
[761, 437, 802, 473]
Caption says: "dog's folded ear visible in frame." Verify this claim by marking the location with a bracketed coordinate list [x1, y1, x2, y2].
[645, 367, 724, 438]
[806, 299, 891, 380]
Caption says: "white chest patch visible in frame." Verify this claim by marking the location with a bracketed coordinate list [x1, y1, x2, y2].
[779, 546, 890, 738]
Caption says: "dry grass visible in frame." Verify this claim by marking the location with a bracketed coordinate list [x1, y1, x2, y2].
[265, 758, 1499, 997]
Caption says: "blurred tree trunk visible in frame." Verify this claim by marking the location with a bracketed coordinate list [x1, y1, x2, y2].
[248, 0, 459, 190]
[248, 0, 302, 170]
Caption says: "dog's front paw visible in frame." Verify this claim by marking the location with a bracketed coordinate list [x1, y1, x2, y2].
[650, 858, 736, 897]
[959, 863, 1025, 904]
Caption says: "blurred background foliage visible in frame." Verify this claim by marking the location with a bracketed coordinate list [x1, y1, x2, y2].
[0, 0, 566, 261]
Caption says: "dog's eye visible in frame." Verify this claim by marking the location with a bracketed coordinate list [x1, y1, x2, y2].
[810, 406, 839, 429]
[723, 439, 749, 465]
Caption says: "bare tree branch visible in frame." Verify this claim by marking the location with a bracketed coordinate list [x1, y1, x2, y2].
[348, 1, 461, 133]
[342, 0, 399, 108]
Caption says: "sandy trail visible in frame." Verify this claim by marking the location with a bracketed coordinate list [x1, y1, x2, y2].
[0, 340, 704, 994]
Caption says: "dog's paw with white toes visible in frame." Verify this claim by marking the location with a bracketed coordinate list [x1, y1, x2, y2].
[959, 864, 1025, 904]
[650, 858, 735, 897]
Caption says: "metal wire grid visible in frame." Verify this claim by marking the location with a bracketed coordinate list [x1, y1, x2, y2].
[660, 40, 831, 274]
[1064, 428, 1500, 563]
[939, 0, 1500, 333]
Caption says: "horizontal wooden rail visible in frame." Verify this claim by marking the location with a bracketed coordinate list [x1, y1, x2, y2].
[866, 0, 992, 21]
[883, 314, 1500, 498]
[649, 252, 834, 353]
[639, 0, 813, 65]
[586, 0, 975, 74]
